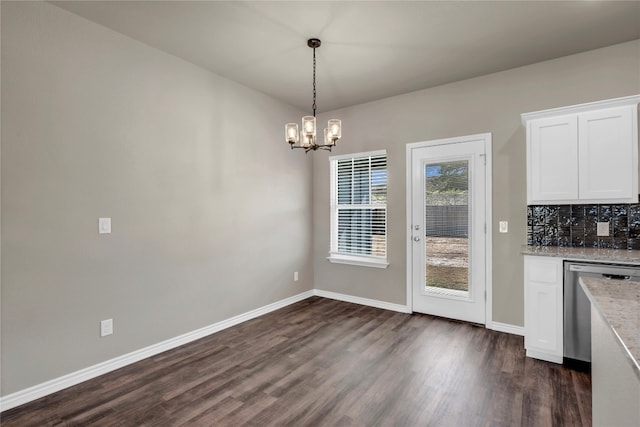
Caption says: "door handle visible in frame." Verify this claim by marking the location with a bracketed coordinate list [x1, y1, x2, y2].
[413, 236, 420, 242]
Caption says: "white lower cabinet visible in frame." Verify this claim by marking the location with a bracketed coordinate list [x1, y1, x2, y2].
[524, 255, 563, 363]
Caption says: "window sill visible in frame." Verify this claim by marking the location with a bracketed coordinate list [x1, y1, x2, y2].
[327, 254, 389, 269]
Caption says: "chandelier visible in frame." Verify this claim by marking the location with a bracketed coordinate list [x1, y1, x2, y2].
[286, 38, 341, 153]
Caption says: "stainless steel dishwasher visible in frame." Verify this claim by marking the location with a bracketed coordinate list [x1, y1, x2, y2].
[563, 262, 640, 364]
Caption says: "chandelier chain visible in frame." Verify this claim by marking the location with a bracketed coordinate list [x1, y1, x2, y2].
[312, 46, 317, 117]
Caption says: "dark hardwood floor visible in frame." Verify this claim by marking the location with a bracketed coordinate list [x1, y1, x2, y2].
[1, 297, 591, 426]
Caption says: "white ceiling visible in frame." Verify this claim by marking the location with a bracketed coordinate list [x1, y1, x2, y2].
[51, 1, 640, 113]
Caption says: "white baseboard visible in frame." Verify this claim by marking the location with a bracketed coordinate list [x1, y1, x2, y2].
[491, 321, 525, 336]
[0, 290, 314, 412]
[313, 289, 411, 313]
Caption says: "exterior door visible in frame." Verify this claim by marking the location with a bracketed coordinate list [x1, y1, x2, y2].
[407, 134, 491, 324]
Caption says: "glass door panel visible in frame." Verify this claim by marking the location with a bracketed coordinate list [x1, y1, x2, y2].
[424, 160, 470, 296]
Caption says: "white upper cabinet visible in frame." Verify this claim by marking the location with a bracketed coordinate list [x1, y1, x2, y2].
[522, 95, 640, 205]
[528, 114, 579, 202]
[578, 107, 635, 201]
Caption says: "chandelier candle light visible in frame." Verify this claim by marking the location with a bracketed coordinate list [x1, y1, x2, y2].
[286, 38, 342, 152]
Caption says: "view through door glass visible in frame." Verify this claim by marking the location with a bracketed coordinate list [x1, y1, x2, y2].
[424, 160, 469, 296]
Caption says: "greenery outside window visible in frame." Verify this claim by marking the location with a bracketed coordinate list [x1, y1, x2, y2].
[328, 150, 388, 268]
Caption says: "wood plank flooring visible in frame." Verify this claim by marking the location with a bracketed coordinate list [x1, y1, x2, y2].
[1, 297, 591, 426]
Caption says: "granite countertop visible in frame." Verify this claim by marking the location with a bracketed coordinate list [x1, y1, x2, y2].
[580, 276, 640, 378]
[522, 245, 640, 264]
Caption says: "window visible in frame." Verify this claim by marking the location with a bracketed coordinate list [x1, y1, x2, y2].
[329, 150, 388, 268]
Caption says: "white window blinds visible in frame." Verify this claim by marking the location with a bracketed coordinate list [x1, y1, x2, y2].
[330, 151, 387, 266]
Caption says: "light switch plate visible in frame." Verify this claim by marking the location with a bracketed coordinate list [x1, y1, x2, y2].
[596, 222, 610, 237]
[499, 221, 508, 233]
[98, 217, 111, 234]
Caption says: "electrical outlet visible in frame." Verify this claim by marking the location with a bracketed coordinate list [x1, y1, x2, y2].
[98, 217, 111, 234]
[294, 271, 299, 282]
[101, 319, 113, 337]
[499, 221, 508, 233]
[596, 222, 610, 237]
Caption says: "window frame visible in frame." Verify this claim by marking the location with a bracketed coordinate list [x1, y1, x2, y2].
[328, 149, 389, 268]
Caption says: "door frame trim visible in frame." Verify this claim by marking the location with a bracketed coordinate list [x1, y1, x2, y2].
[405, 133, 493, 328]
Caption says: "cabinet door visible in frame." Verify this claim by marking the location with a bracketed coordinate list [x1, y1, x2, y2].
[524, 256, 563, 363]
[578, 106, 638, 202]
[528, 115, 579, 203]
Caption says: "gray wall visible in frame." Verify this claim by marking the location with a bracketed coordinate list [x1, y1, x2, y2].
[1, 2, 313, 395]
[313, 40, 640, 326]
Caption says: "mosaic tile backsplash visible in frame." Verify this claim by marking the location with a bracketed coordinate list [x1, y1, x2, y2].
[527, 203, 640, 250]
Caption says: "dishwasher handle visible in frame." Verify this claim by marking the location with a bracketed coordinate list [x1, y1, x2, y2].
[566, 263, 640, 277]
[602, 273, 630, 280]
